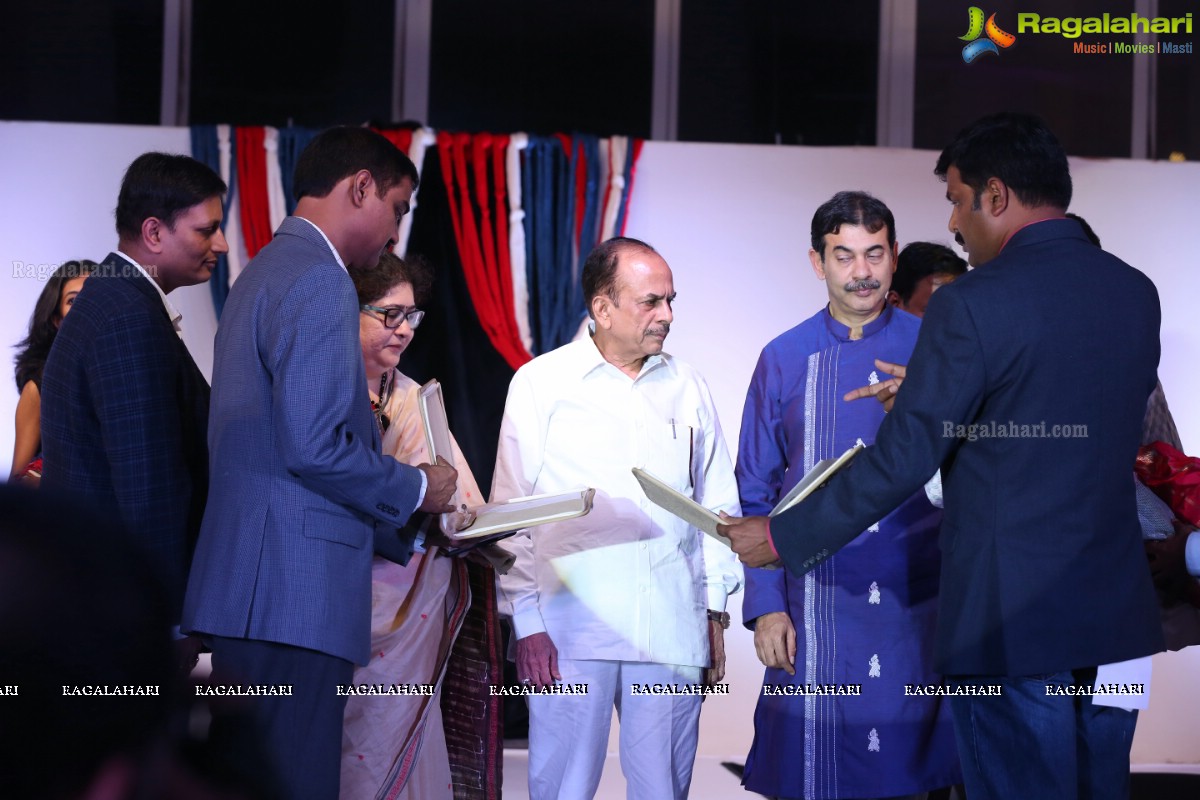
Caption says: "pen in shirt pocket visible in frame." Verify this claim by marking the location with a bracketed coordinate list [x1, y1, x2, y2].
[688, 426, 694, 475]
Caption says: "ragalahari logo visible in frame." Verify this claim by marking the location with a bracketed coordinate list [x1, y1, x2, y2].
[960, 7, 1017, 62]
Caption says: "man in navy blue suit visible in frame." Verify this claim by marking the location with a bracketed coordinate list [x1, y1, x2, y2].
[42, 153, 227, 629]
[183, 127, 458, 800]
[721, 113, 1164, 800]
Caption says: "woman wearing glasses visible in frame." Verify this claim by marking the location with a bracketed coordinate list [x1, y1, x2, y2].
[340, 252, 500, 800]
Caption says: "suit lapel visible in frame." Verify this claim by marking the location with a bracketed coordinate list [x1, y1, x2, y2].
[100, 252, 211, 390]
[276, 216, 339, 262]
[100, 252, 176, 326]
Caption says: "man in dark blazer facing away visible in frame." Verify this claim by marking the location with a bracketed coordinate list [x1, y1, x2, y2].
[721, 113, 1164, 800]
[182, 127, 458, 800]
[41, 152, 226, 630]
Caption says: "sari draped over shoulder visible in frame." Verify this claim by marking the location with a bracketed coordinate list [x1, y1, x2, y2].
[340, 370, 502, 800]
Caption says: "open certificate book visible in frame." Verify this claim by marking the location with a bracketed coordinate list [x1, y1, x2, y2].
[632, 442, 865, 550]
[417, 380, 595, 542]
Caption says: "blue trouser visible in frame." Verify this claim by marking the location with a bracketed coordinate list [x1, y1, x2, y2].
[206, 636, 354, 800]
[947, 670, 1138, 800]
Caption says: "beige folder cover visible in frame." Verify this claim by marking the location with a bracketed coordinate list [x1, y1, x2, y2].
[770, 443, 864, 516]
[454, 488, 596, 540]
[417, 379, 455, 466]
[632, 468, 730, 546]
[632, 442, 863, 557]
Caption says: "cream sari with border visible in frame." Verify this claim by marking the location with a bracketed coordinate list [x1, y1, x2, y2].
[340, 370, 485, 800]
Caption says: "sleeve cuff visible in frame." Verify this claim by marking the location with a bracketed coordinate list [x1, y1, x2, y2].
[416, 468, 428, 507]
[705, 584, 729, 611]
[511, 607, 548, 639]
[924, 470, 944, 509]
[766, 517, 780, 560]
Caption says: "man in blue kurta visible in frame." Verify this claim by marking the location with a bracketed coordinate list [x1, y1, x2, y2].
[737, 192, 960, 800]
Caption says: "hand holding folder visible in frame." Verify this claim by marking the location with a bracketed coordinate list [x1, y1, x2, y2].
[634, 443, 864, 568]
[418, 380, 595, 548]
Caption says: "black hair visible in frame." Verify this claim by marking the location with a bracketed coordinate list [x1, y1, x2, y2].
[115, 153, 227, 240]
[581, 237, 658, 318]
[892, 242, 967, 302]
[934, 112, 1072, 211]
[810, 191, 896, 258]
[293, 126, 419, 201]
[349, 251, 435, 307]
[13, 259, 99, 391]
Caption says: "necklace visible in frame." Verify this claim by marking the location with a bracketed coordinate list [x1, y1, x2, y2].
[370, 370, 392, 433]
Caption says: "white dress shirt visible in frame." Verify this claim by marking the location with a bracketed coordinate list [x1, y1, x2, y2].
[493, 337, 742, 668]
[115, 250, 183, 333]
[294, 216, 347, 271]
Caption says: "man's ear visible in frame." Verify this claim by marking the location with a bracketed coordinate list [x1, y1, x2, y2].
[350, 170, 374, 208]
[886, 290, 901, 308]
[984, 177, 1009, 216]
[591, 294, 612, 329]
[141, 217, 166, 254]
[809, 248, 827, 281]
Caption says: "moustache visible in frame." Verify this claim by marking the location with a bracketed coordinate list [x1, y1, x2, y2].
[645, 324, 671, 338]
[844, 278, 882, 292]
[955, 232, 966, 247]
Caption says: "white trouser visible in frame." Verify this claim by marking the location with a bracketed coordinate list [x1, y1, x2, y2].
[527, 658, 703, 800]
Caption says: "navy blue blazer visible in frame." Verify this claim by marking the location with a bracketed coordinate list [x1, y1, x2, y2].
[182, 217, 424, 665]
[770, 219, 1165, 676]
[41, 253, 210, 619]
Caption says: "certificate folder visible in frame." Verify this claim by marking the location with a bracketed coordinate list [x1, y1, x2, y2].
[769, 443, 864, 516]
[452, 488, 596, 541]
[417, 380, 454, 465]
[632, 443, 864, 556]
[631, 468, 730, 546]
[418, 379, 595, 542]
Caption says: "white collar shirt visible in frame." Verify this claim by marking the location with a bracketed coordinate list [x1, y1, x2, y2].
[115, 250, 183, 334]
[294, 216, 348, 272]
[493, 336, 742, 668]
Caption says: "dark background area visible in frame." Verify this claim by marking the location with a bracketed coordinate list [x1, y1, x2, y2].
[3, 0, 164, 125]
[678, 0, 879, 145]
[914, 0, 1135, 157]
[190, 0, 396, 127]
[5, 1, 1192, 157]
[428, 0, 655, 137]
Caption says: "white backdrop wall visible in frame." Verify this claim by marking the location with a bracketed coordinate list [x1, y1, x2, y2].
[2, 120, 1197, 768]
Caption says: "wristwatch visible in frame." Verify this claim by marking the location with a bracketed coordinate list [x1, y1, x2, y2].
[707, 609, 731, 629]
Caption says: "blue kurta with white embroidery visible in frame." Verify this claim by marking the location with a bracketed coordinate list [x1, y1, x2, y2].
[737, 304, 961, 800]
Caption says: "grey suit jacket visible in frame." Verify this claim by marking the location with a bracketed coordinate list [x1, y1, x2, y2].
[182, 217, 423, 665]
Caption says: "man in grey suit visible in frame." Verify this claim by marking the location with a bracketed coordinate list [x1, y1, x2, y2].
[183, 127, 457, 800]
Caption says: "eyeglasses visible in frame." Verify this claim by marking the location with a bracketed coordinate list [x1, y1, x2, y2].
[360, 304, 425, 329]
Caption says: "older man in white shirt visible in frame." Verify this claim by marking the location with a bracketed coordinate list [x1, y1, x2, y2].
[493, 237, 742, 800]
